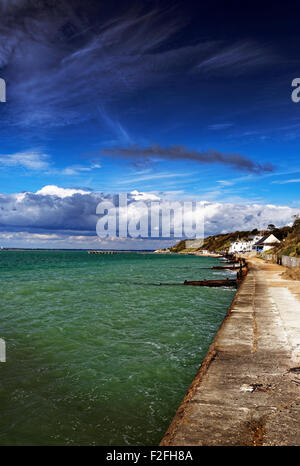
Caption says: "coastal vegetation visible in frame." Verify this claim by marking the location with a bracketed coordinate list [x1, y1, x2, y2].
[274, 217, 300, 257]
[281, 266, 300, 281]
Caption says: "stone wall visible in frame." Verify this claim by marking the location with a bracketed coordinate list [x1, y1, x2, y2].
[281, 255, 300, 268]
[262, 254, 300, 267]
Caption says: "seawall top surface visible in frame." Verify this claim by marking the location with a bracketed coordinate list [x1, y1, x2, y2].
[160, 259, 300, 446]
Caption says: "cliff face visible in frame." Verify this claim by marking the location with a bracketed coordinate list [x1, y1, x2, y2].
[169, 240, 187, 253]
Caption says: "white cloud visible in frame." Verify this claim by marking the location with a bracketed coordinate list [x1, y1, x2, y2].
[35, 185, 92, 198]
[202, 202, 297, 235]
[0, 186, 299, 248]
[130, 190, 160, 201]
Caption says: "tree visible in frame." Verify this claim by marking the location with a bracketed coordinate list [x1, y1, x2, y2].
[292, 215, 300, 230]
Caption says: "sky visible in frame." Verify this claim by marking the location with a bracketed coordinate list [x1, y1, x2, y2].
[0, 0, 300, 249]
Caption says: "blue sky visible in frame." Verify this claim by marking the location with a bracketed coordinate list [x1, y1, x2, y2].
[0, 0, 300, 248]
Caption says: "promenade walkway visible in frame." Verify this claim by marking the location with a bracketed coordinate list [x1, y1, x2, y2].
[160, 259, 300, 446]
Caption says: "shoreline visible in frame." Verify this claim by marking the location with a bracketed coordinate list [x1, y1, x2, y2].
[160, 258, 300, 446]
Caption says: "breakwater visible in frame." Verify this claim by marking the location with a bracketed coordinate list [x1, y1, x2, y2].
[160, 258, 300, 446]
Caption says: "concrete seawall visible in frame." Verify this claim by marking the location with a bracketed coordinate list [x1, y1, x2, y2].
[160, 259, 300, 446]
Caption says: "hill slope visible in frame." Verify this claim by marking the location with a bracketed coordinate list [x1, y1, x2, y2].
[170, 217, 300, 257]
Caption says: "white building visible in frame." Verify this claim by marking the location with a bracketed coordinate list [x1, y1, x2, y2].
[229, 235, 263, 254]
[252, 234, 280, 253]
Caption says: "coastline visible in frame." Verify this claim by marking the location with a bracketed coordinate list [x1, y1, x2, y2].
[154, 249, 222, 258]
[160, 258, 300, 446]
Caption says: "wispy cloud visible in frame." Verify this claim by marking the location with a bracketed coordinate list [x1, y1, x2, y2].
[0, 2, 277, 129]
[0, 148, 103, 176]
[116, 171, 192, 185]
[0, 149, 50, 170]
[272, 178, 300, 184]
[208, 123, 234, 131]
[216, 180, 235, 186]
[97, 106, 132, 144]
[196, 41, 276, 75]
[62, 163, 101, 176]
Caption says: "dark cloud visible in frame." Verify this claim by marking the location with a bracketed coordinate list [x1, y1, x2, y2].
[0, 188, 159, 234]
[0, 190, 100, 233]
[100, 144, 275, 173]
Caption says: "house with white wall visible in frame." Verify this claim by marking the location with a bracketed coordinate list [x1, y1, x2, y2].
[229, 235, 263, 254]
[252, 234, 280, 253]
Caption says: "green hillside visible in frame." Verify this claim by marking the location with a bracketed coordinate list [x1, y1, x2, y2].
[170, 217, 300, 256]
[274, 217, 300, 257]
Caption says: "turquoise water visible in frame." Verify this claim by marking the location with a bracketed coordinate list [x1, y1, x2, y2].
[0, 251, 235, 446]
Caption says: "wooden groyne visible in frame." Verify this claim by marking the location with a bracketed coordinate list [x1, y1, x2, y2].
[160, 258, 300, 446]
[212, 265, 243, 270]
[184, 279, 238, 287]
[213, 257, 246, 270]
[183, 256, 247, 287]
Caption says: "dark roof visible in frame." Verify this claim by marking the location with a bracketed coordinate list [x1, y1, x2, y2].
[255, 234, 269, 245]
[254, 234, 280, 245]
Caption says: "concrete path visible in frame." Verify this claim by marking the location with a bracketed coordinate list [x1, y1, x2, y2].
[160, 259, 300, 446]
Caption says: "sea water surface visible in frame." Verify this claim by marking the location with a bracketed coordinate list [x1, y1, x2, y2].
[0, 251, 236, 445]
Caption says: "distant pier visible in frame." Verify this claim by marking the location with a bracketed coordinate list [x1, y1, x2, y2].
[88, 250, 117, 255]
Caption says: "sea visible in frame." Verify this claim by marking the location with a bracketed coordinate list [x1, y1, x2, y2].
[0, 251, 236, 445]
